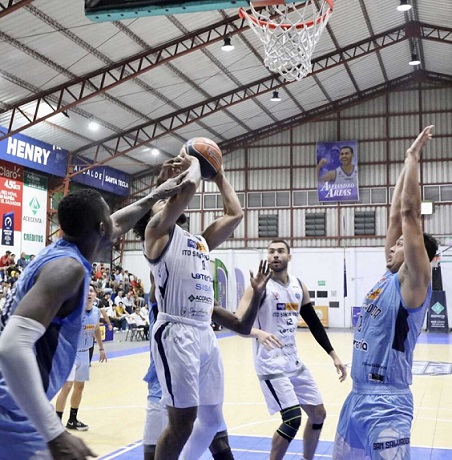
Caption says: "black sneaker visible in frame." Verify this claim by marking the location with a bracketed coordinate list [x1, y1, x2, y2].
[66, 419, 89, 431]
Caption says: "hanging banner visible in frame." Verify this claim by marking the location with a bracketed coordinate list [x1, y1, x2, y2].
[0, 128, 68, 177]
[21, 171, 48, 255]
[427, 291, 449, 333]
[316, 141, 359, 202]
[0, 160, 23, 254]
[72, 158, 130, 196]
[214, 258, 228, 309]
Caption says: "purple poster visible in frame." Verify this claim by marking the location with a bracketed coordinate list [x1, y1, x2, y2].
[235, 268, 245, 310]
[316, 141, 359, 202]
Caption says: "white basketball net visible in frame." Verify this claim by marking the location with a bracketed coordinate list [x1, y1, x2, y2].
[240, 0, 334, 82]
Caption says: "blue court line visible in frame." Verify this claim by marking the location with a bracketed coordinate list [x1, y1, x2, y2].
[98, 435, 452, 459]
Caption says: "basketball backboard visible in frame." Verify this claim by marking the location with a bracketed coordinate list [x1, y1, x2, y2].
[85, 0, 250, 21]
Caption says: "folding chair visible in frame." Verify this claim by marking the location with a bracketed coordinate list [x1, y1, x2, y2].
[125, 320, 145, 341]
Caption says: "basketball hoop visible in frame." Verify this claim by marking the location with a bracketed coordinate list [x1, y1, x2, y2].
[239, 0, 334, 81]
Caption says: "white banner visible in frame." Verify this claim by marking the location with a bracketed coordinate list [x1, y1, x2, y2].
[21, 171, 47, 256]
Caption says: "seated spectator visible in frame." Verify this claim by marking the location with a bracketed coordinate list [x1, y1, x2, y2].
[16, 252, 28, 271]
[106, 301, 128, 332]
[129, 307, 149, 339]
[122, 291, 135, 314]
[114, 289, 125, 306]
[0, 251, 11, 267]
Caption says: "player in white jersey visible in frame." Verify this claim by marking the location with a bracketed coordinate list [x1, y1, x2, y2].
[55, 284, 107, 431]
[236, 239, 347, 460]
[140, 149, 249, 460]
[333, 126, 438, 460]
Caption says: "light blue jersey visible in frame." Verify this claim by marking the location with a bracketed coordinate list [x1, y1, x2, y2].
[334, 271, 432, 459]
[78, 306, 101, 352]
[0, 239, 92, 459]
[352, 270, 431, 388]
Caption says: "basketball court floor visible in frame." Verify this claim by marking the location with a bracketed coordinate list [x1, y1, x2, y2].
[54, 329, 452, 459]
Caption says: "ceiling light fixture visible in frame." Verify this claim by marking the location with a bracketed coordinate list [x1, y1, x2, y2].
[221, 36, 234, 52]
[270, 91, 281, 102]
[88, 120, 99, 131]
[151, 148, 160, 157]
[409, 53, 420, 65]
[396, 0, 412, 12]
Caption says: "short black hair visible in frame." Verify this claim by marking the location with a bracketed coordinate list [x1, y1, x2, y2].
[269, 239, 291, 253]
[133, 210, 151, 241]
[341, 146, 354, 154]
[58, 189, 107, 238]
[424, 232, 439, 262]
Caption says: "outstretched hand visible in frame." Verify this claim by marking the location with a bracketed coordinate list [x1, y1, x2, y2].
[249, 260, 272, 298]
[48, 431, 97, 459]
[152, 169, 190, 200]
[406, 125, 434, 161]
[255, 329, 283, 350]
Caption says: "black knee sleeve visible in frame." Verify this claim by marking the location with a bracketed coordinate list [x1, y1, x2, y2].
[276, 405, 302, 442]
[312, 422, 324, 430]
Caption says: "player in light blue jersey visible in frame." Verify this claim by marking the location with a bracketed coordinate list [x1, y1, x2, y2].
[333, 126, 439, 460]
[0, 172, 194, 460]
[55, 284, 107, 431]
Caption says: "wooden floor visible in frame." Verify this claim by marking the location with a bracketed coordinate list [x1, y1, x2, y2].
[52, 329, 452, 459]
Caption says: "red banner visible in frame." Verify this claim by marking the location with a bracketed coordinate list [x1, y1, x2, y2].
[0, 160, 23, 248]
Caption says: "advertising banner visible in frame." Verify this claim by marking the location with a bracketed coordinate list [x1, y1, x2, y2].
[0, 160, 23, 254]
[298, 305, 329, 328]
[316, 140, 359, 202]
[72, 158, 130, 196]
[21, 171, 48, 255]
[427, 290, 449, 332]
[0, 128, 68, 177]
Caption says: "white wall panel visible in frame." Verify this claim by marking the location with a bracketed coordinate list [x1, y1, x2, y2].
[248, 146, 291, 168]
[248, 169, 291, 190]
[293, 144, 318, 166]
[358, 164, 387, 186]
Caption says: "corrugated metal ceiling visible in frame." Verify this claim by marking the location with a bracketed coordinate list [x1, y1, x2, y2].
[0, 0, 450, 180]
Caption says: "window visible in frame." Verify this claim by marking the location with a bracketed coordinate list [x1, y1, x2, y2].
[305, 213, 326, 237]
[354, 211, 375, 235]
[258, 214, 279, 238]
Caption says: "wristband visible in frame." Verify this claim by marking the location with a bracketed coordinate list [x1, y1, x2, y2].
[99, 348, 104, 351]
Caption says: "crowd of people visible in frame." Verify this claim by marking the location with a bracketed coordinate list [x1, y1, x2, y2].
[0, 126, 439, 460]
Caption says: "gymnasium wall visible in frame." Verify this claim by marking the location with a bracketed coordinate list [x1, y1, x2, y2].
[123, 245, 451, 329]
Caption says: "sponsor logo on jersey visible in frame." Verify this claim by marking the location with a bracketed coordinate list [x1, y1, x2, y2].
[295, 293, 301, 300]
[195, 283, 212, 292]
[272, 292, 280, 300]
[188, 295, 212, 304]
[187, 239, 198, 249]
[191, 273, 213, 282]
[276, 302, 298, 311]
[366, 288, 382, 301]
[353, 338, 368, 351]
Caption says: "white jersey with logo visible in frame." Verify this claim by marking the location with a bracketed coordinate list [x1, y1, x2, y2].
[148, 225, 213, 325]
[253, 275, 303, 376]
[334, 165, 357, 186]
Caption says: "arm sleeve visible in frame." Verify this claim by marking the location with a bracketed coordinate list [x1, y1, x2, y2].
[299, 302, 334, 355]
[0, 315, 65, 442]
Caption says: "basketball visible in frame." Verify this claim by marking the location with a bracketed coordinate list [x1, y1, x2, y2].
[181, 137, 222, 180]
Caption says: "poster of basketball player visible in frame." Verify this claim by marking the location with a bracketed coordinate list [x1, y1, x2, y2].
[316, 141, 359, 202]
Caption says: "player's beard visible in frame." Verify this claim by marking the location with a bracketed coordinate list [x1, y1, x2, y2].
[177, 213, 187, 226]
[269, 259, 288, 273]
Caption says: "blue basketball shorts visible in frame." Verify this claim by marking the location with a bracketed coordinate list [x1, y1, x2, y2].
[333, 389, 413, 460]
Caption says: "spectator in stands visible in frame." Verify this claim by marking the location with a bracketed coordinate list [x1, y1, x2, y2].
[130, 306, 149, 339]
[16, 252, 28, 271]
[122, 291, 135, 314]
[0, 251, 11, 267]
[114, 289, 125, 306]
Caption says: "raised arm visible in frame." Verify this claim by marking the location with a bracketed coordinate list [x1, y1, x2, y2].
[316, 158, 336, 183]
[202, 167, 244, 250]
[212, 260, 271, 334]
[399, 126, 434, 308]
[110, 157, 198, 241]
[144, 154, 201, 259]
[385, 167, 405, 261]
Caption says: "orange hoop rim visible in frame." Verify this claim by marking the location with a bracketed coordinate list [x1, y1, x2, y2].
[238, 0, 334, 31]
